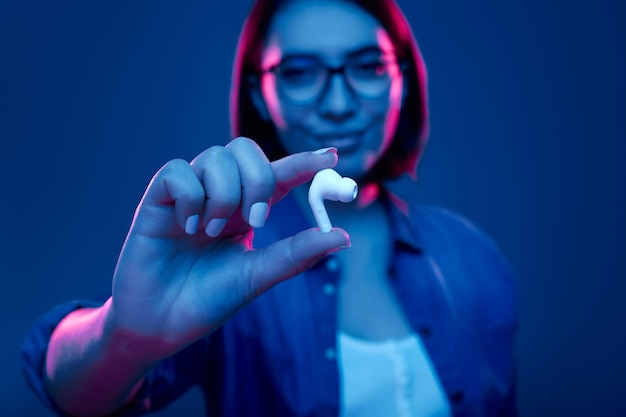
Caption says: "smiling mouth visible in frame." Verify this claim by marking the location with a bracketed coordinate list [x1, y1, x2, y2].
[314, 131, 363, 152]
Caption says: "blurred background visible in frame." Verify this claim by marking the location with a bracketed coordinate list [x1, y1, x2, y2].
[1, 0, 624, 415]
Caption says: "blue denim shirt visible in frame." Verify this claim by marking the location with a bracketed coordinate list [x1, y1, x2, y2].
[21, 192, 518, 417]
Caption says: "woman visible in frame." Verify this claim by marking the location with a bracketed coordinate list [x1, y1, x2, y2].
[22, 0, 518, 416]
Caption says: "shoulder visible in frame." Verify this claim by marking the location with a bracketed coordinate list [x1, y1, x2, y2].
[409, 203, 511, 274]
[410, 204, 501, 252]
[406, 203, 518, 329]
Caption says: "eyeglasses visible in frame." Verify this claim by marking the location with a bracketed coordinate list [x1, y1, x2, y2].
[261, 50, 404, 106]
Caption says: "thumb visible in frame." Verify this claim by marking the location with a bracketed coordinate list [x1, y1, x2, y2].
[247, 228, 350, 296]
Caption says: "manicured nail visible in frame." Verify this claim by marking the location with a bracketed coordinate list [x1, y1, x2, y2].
[313, 147, 337, 155]
[205, 218, 227, 237]
[248, 202, 269, 228]
[326, 243, 351, 255]
[185, 215, 199, 235]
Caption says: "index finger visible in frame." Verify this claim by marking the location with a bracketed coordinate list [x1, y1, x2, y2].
[271, 147, 338, 202]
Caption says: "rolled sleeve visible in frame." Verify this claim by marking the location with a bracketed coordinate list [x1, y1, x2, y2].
[21, 300, 209, 416]
[20, 299, 104, 416]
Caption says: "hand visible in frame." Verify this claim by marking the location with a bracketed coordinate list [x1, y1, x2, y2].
[108, 137, 348, 357]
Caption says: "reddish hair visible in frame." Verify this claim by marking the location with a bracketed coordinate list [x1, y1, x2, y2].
[230, 0, 429, 182]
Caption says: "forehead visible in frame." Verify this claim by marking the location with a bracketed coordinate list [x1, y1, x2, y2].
[262, 1, 391, 65]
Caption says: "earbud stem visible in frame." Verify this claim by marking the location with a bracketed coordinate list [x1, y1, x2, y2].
[308, 168, 358, 233]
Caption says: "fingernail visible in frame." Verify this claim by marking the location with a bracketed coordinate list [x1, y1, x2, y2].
[185, 215, 199, 235]
[248, 202, 269, 228]
[205, 218, 227, 237]
[326, 243, 351, 255]
[313, 147, 337, 155]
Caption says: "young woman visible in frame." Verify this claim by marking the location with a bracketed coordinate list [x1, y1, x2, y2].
[22, 1, 518, 416]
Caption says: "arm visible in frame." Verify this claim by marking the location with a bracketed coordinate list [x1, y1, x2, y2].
[44, 299, 155, 416]
[41, 139, 350, 416]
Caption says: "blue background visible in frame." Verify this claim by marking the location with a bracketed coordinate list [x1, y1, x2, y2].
[1, 0, 624, 416]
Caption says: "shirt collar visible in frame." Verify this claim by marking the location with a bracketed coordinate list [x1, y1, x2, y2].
[381, 188, 425, 253]
[270, 188, 425, 253]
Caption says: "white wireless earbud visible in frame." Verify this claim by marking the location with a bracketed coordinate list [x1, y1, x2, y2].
[308, 168, 358, 233]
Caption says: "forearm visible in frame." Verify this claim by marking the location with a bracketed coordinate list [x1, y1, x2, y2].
[43, 298, 159, 416]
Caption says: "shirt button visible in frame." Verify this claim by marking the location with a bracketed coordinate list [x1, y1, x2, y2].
[450, 390, 464, 403]
[322, 283, 336, 296]
[418, 326, 432, 337]
[325, 257, 340, 272]
[324, 348, 336, 361]
[388, 266, 398, 279]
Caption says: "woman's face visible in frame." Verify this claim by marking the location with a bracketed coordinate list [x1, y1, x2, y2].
[257, 0, 404, 181]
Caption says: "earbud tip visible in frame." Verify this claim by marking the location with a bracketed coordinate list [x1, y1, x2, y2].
[338, 178, 358, 203]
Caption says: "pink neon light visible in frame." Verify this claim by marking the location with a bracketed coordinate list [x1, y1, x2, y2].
[364, 29, 403, 171]
[261, 44, 286, 129]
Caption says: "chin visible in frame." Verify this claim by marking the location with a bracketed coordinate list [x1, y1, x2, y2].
[334, 163, 367, 183]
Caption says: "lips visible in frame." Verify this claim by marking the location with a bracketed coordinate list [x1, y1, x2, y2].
[314, 131, 363, 153]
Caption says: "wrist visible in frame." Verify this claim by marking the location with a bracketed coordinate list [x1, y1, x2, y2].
[101, 298, 171, 364]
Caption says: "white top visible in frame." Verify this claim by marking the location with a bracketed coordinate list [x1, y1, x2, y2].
[338, 332, 452, 417]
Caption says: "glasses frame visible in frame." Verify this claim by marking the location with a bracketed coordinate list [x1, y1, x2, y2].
[261, 50, 407, 106]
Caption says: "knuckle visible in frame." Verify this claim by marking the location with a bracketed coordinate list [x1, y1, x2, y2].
[191, 146, 229, 167]
[228, 136, 266, 157]
[204, 145, 230, 160]
[228, 136, 254, 148]
[161, 158, 189, 175]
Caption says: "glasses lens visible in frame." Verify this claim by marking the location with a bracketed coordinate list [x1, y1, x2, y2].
[275, 57, 325, 104]
[346, 54, 396, 99]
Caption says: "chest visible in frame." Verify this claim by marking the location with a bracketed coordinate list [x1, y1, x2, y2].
[334, 214, 412, 340]
[224, 237, 486, 417]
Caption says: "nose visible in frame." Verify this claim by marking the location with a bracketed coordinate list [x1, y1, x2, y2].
[317, 73, 357, 122]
